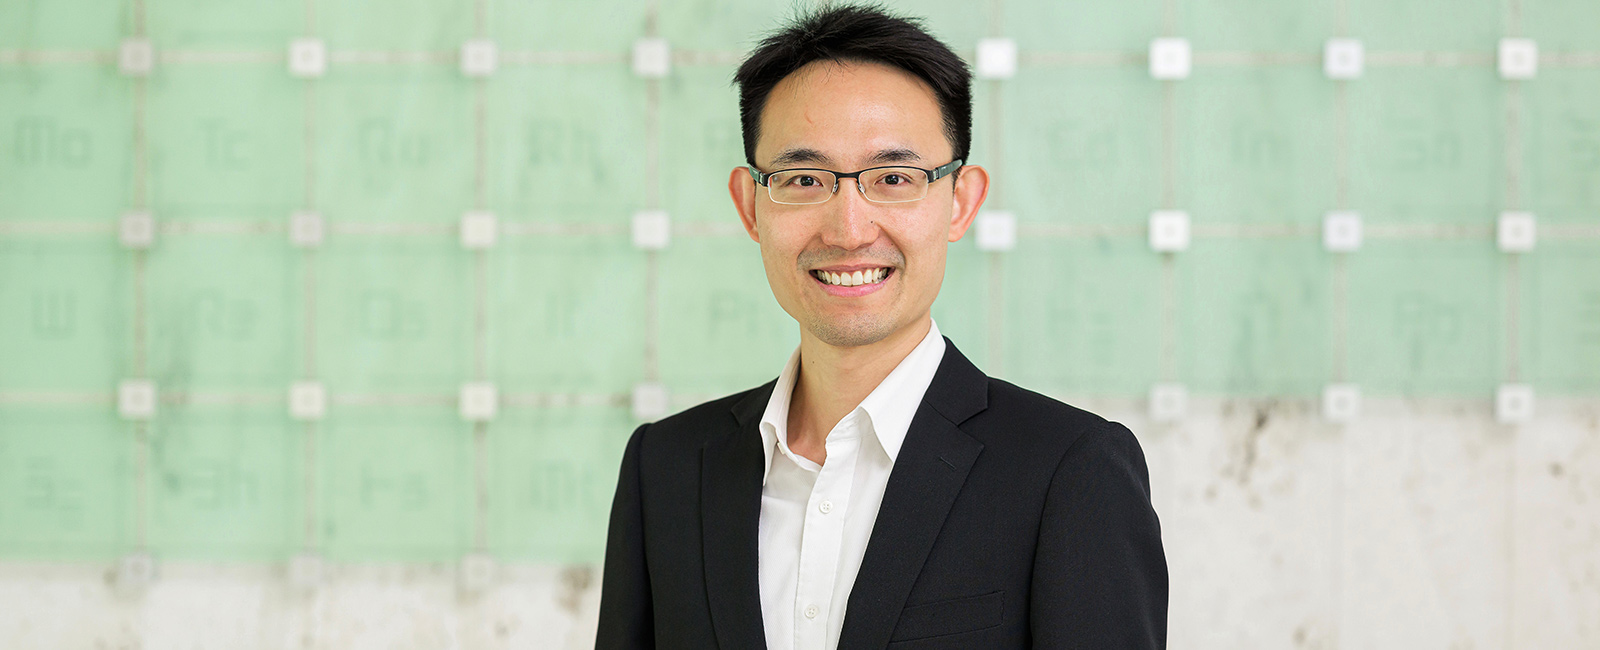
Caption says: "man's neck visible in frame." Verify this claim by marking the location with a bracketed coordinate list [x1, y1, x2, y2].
[784, 315, 933, 465]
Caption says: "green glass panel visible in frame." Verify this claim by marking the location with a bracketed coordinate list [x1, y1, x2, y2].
[1180, 238, 1329, 395]
[0, 0, 123, 49]
[0, 239, 126, 391]
[317, 238, 469, 393]
[931, 239, 990, 371]
[1003, 0, 1161, 52]
[660, 65, 745, 222]
[1004, 237, 1162, 395]
[0, 406, 129, 559]
[317, 67, 474, 223]
[1349, 68, 1504, 225]
[147, 237, 294, 391]
[1180, 67, 1336, 225]
[1525, 69, 1600, 224]
[1346, 0, 1500, 50]
[1006, 66, 1163, 226]
[0, 67, 131, 222]
[492, 235, 646, 393]
[1347, 240, 1500, 395]
[318, 0, 469, 51]
[659, 0, 807, 52]
[148, 0, 298, 51]
[1529, 242, 1600, 393]
[658, 236, 797, 395]
[491, 0, 647, 52]
[489, 64, 644, 223]
[147, 65, 302, 220]
[488, 406, 632, 563]
[1521, 0, 1600, 51]
[319, 406, 470, 561]
[147, 404, 295, 559]
[1183, 0, 1336, 51]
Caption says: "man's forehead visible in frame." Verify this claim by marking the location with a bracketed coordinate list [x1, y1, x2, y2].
[755, 60, 948, 167]
[767, 146, 924, 168]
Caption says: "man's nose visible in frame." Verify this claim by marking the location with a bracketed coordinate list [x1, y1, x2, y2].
[820, 177, 878, 249]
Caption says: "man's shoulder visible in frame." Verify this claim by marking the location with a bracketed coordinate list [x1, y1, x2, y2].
[971, 376, 1140, 460]
[978, 376, 1114, 430]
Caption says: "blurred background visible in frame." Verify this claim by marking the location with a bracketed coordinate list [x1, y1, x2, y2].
[1, 0, 1597, 647]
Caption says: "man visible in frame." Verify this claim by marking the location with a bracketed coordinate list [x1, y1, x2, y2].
[597, 5, 1167, 649]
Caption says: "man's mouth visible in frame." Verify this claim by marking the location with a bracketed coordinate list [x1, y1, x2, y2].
[810, 267, 892, 287]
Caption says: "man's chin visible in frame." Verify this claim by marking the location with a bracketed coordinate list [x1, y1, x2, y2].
[804, 313, 902, 349]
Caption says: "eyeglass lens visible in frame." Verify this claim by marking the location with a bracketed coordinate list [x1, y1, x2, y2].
[767, 168, 928, 205]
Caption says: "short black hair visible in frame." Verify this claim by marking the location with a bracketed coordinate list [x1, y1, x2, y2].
[732, 3, 972, 169]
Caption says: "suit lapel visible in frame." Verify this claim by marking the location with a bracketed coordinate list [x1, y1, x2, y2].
[702, 380, 775, 650]
[701, 339, 990, 650]
[837, 338, 990, 650]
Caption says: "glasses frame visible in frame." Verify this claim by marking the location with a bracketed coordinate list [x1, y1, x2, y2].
[746, 159, 964, 205]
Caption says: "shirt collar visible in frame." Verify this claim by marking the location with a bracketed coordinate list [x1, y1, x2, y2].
[756, 319, 947, 485]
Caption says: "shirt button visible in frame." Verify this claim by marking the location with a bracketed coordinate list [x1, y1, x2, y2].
[804, 604, 819, 619]
[819, 500, 833, 514]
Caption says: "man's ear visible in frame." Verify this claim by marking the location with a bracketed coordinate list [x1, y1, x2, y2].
[946, 165, 990, 242]
[728, 166, 761, 243]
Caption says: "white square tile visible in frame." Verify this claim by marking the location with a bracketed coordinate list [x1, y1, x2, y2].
[118, 379, 156, 420]
[632, 37, 670, 78]
[289, 381, 326, 421]
[1323, 210, 1362, 252]
[459, 552, 495, 592]
[1149, 383, 1187, 422]
[1496, 383, 1535, 423]
[1322, 383, 1361, 422]
[117, 552, 156, 591]
[632, 382, 669, 421]
[460, 39, 497, 77]
[459, 381, 497, 422]
[1498, 38, 1538, 80]
[976, 38, 1017, 79]
[632, 210, 670, 250]
[288, 553, 323, 590]
[1148, 210, 1190, 252]
[1497, 211, 1536, 253]
[119, 38, 153, 76]
[1149, 38, 1190, 80]
[1323, 38, 1364, 80]
[120, 210, 154, 249]
[289, 210, 323, 248]
[288, 38, 326, 78]
[460, 210, 497, 249]
[975, 211, 1016, 251]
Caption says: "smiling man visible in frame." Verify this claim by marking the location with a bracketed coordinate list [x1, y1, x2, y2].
[596, 5, 1167, 649]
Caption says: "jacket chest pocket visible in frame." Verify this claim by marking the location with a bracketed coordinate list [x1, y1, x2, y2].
[888, 590, 1004, 642]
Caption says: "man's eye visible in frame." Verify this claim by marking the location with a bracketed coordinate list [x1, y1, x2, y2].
[784, 174, 821, 187]
[881, 174, 907, 185]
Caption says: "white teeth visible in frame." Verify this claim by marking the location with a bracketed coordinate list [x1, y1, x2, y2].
[816, 268, 890, 287]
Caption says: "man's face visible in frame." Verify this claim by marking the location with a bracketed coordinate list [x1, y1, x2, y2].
[728, 60, 987, 349]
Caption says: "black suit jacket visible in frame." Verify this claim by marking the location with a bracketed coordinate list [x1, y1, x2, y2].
[596, 338, 1167, 649]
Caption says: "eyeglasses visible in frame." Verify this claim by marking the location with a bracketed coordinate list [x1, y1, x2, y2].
[747, 159, 963, 205]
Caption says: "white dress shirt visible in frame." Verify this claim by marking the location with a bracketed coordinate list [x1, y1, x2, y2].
[756, 319, 947, 650]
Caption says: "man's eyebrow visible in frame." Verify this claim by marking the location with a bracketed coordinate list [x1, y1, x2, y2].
[867, 148, 922, 164]
[769, 148, 833, 168]
[768, 147, 923, 168]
